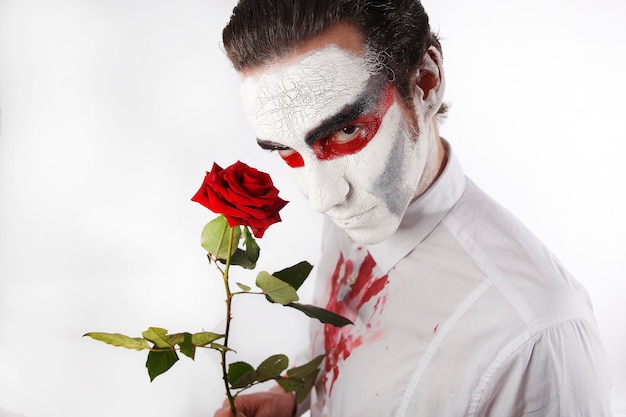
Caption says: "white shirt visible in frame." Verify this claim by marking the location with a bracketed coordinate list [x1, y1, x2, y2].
[305, 145, 613, 417]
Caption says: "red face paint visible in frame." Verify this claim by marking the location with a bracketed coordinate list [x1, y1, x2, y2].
[312, 82, 395, 161]
[278, 82, 395, 168]
[279, 151, 305, 168]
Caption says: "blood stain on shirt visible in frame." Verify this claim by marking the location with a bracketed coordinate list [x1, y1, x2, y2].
[322, 251, 389, 396]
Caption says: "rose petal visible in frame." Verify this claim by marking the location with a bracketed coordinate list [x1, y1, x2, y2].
[191, 160, 288, 235]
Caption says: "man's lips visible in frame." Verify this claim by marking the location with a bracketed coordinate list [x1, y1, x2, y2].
[329, 206, 376, 225]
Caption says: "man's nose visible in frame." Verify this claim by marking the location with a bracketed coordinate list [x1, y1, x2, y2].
[305, 163, 349, 213]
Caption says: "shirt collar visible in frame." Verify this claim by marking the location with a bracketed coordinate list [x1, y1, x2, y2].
[334, 140, 466, 273]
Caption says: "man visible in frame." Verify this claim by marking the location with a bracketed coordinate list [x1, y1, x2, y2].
[215, 1, 613, 416]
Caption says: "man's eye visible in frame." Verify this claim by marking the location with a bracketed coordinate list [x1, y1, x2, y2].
[334, 125, 362, 144]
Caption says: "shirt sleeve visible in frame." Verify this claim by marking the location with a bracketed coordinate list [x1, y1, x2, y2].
[470, 318, 613, 417]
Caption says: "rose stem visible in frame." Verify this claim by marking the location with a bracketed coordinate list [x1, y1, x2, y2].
[220, 225, 237, 415]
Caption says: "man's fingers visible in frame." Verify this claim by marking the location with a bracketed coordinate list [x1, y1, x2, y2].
[214, 403, 245, 417]
[213, 389, 294, 417]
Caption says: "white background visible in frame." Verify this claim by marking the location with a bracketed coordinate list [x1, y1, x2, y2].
[0, 1, 624, 416]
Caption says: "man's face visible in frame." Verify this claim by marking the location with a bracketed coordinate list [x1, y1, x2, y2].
[240, 42, 435, 245]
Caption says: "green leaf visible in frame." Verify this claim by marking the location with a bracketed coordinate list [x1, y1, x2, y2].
[146, 348, 179, 381]
[228, 248, 256, 269]
[276, 373, 318, 404]
[178, 333, 195, 360]
[256, 271, 299, 305]
[276, 355, 325, 403]
[227, 228, 261, 269]
[165, 332, 187, 346]
[273, 261, 313, 291]
[191, 332, 224, 346]
[209, 342, 234, 353]
[83, 332, 151, 351]
[257, 354, 289, 381]
[236, 282, 252, 292]
[286, 354, 325, 379]
[142, 327, 172, 348]
[286, 303, 353, 327]
[243, 227, 260, 264]
[228, 361, 257, 389]
[201, 216, 241, 259]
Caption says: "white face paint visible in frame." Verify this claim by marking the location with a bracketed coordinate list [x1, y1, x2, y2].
[240, 46, 434, 244]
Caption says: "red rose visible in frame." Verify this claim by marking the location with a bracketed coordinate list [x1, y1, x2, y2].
[191, 161, 288, 238]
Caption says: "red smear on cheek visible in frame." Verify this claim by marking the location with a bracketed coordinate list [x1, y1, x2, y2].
[313, 83, 395, 160]
[280, 151, 304, 168]
[323, 252, 389, 396]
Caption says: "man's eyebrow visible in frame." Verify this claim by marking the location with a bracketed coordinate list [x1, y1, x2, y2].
[256, 138, 288, 150]
[304, 74, 388, 147]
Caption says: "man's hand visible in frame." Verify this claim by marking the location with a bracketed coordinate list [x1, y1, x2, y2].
[213, 386, 296, 417]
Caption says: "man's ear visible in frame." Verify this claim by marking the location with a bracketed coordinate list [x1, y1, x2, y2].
[413, 46, 446, 119]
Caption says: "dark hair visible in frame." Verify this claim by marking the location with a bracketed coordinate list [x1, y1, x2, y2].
[222, 0, 441, 106]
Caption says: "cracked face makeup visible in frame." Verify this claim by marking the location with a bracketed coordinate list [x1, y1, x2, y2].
[274, 74, 394, 168]
[240, 46, 432, 244]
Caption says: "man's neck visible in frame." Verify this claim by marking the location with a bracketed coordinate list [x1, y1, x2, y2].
[412, 122, 447, 202]
[434, 134, 448, 180]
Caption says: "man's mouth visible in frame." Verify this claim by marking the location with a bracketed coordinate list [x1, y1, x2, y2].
[330, 206, 376, 227]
